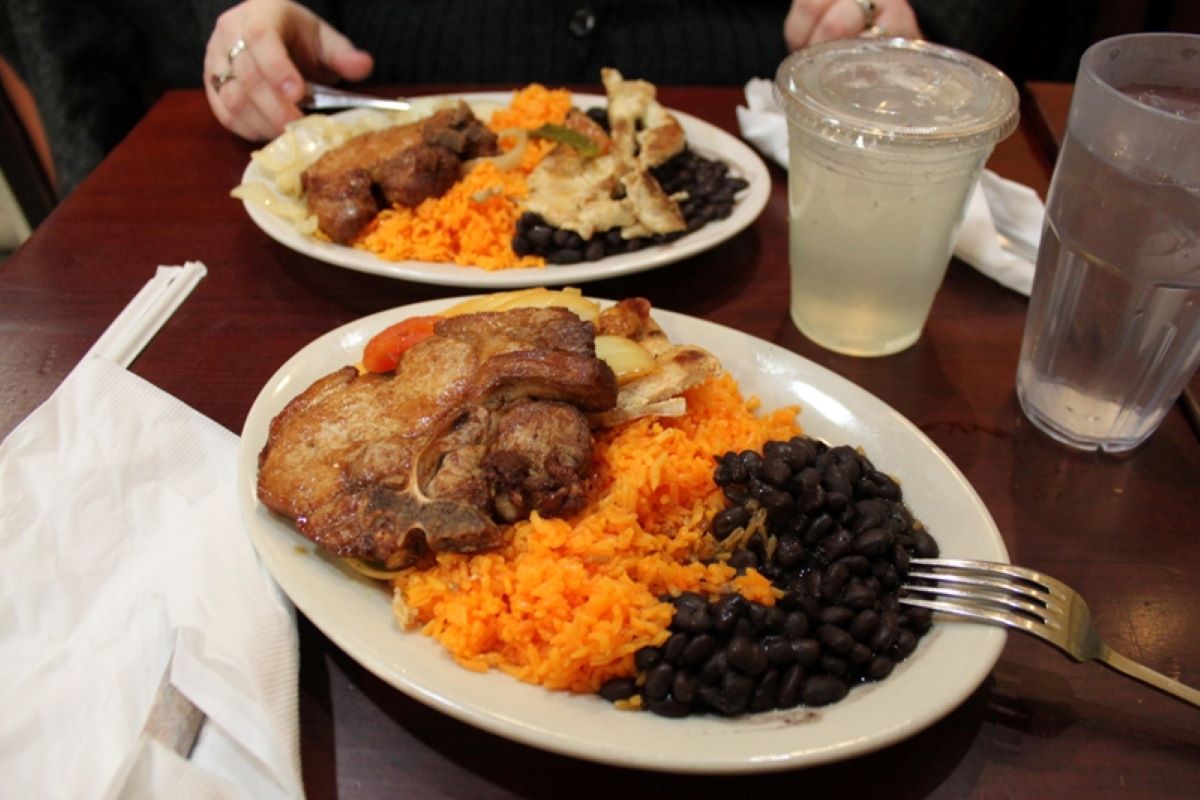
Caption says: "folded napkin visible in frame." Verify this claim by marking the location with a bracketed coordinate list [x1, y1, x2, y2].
[737, 78, 1045, 296]
[0, 264, 303, 799]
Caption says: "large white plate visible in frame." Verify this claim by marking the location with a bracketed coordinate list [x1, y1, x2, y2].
[239, 92, 771, 288]
[237, 300, 1008, 773]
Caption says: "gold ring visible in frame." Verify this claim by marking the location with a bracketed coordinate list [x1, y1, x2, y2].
[853, 0, 879, 29]
[864, 24, 887, 38]
[226, 39, 247, 62]
[210, 68, 235, 92]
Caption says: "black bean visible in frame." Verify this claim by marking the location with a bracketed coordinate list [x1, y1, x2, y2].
[729, 550, 759, 573]
[549, 248, 583, 265]
[837, 554, 872, 575]
[870, 471, 902, 500]
[867, 656, 895, 681]
[644, 662, 674, 700]
[738, 450, 763, 475]
[634, 646, 661, 672]
[817, 606, 855, 627]
[776, 535, 806, 568]
[766, 639, 796, 666]
[820, 654, 848, 676]
[842, 583, 878, 610]
[803, 511, 834, 542]
[700, 650, 729, 685]
[825, 491, 850, 512]
[751, 669, 781, 712]
[779, 664, 804, 708]
[816, 624, 854, 654]
[782, 611, 809, 640]
[848, 643, 872, 665]
[648, 698, 692, 718]
[727, 636, 769, 675]
[911, 528, 940, 558]
[904, 606, 933, 634]
[584, 240, 606, 261]
[760, 456, 792, 489]
[820, 561, 850, 602]
[674, 606, 714, 635]
[803, 675, 849, 707]
[854, 528, 893, 558]
[892, 543, 911, 573]
[790, 638, 821, 667]
[511, 234, 532, 256]
[672, 670, 700, 705]
[527, 225, 553, 247]
[869, 611, 900, 653]
[848, 609, 880, 641]
[818, 529, 855, 564]
[681, 634, 717, 667]
[722, 671, 755, 714]
[662, 632, 688, 664]
[599, 677, 636, 701]
[891, 629, 918, 659]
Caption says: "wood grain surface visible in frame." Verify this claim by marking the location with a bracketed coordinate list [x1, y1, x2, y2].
[2, 85, 1197, 798]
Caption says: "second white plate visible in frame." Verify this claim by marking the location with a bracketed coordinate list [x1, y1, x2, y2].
[239, 92, 771, 288]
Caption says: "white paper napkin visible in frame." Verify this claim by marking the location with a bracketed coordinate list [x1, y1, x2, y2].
[0, 263, 303, 799]
[736, 78, 1045, 296]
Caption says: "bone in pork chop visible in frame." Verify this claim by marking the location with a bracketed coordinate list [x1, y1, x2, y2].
[301, 101, 499, 243]
[257, 307, 617, 569]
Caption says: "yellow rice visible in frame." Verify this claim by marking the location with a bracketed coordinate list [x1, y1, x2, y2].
[356, 84, 573, 270]
[393, 373, 802, 693]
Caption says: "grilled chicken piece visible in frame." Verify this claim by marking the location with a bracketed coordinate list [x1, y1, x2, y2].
[525, 99, 685, 240]
[592, 298, 721, 427]
[257, 307, 617, 569]
[301, 101, 499, 243]
[601, 68, 686, 168]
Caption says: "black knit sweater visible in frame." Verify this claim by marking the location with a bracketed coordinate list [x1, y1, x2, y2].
[1, 0, 1060, 197]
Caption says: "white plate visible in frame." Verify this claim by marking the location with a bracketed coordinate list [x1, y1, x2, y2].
[237, 300, 1008, 773]
[238, 92, 771, 288]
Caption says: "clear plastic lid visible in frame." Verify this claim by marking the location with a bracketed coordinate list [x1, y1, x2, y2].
[774, 38, 1019, 152]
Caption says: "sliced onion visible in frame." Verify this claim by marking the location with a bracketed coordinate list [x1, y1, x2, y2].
[595, 335, 657, 384]
[464, 128, 527, 173]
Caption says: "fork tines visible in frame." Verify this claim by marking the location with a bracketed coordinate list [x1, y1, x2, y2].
[899, 558, 1063, 632]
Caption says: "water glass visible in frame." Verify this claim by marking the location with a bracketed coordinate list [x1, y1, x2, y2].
[1016, 33, 1200, 453]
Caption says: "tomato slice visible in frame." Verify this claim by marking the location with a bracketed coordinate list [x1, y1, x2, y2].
[362, 315, 441, 373]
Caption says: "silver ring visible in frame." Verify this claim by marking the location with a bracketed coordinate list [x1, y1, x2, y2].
[226, 39, 247, 62]
[853, 0, 879, 29]
[210, 68, 235, 92]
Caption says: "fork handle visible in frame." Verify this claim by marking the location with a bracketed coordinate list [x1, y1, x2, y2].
[1098, 646, 1200, 708]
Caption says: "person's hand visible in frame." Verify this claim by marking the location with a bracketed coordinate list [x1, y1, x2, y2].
[204, 0, 374, 141]
[784, 0, 922, 50]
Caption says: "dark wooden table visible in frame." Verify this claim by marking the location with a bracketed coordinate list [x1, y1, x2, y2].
[2, 85, 1197, 797]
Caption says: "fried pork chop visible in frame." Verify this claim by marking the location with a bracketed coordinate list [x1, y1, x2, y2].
[301, 101, 499, 243]
[258, 307, 618, 569]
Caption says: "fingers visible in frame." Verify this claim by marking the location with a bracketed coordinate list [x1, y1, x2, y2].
[785, 0, 923, 50]
[204, 0, 373, 142]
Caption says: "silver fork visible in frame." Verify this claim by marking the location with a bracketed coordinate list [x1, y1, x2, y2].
[299, 82, 412, 113]
[900, 557, 1200, 708]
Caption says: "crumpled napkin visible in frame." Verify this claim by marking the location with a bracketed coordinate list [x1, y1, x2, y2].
[736, 78, 1045, 296]
[0, 263, 303, 799]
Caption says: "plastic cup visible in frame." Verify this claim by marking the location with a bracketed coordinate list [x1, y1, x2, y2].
[775, 38, 1018, 356]
[1016, 33, 1200, 453]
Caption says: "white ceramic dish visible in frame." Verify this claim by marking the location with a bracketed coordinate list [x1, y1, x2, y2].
[238, 92, 771, 288]
[237, 299, 1008, 773]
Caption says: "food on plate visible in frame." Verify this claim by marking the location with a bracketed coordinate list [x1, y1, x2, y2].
[301, 102, 500, 243]
[257, 303, 618, 569]
[522, 69, 686, 242]
[234, 71, 750, 271]
[598, 437, 939, 717]
[257, 288, 942, 715]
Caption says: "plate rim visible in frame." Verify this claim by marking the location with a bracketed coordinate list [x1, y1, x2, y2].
[237, 297, 1009, 773]
[239, 91, 771, 288]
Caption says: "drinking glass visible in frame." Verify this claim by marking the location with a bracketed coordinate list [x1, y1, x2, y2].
[1016, 33, 1200, 453]
[774, 38, 1018, 357]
